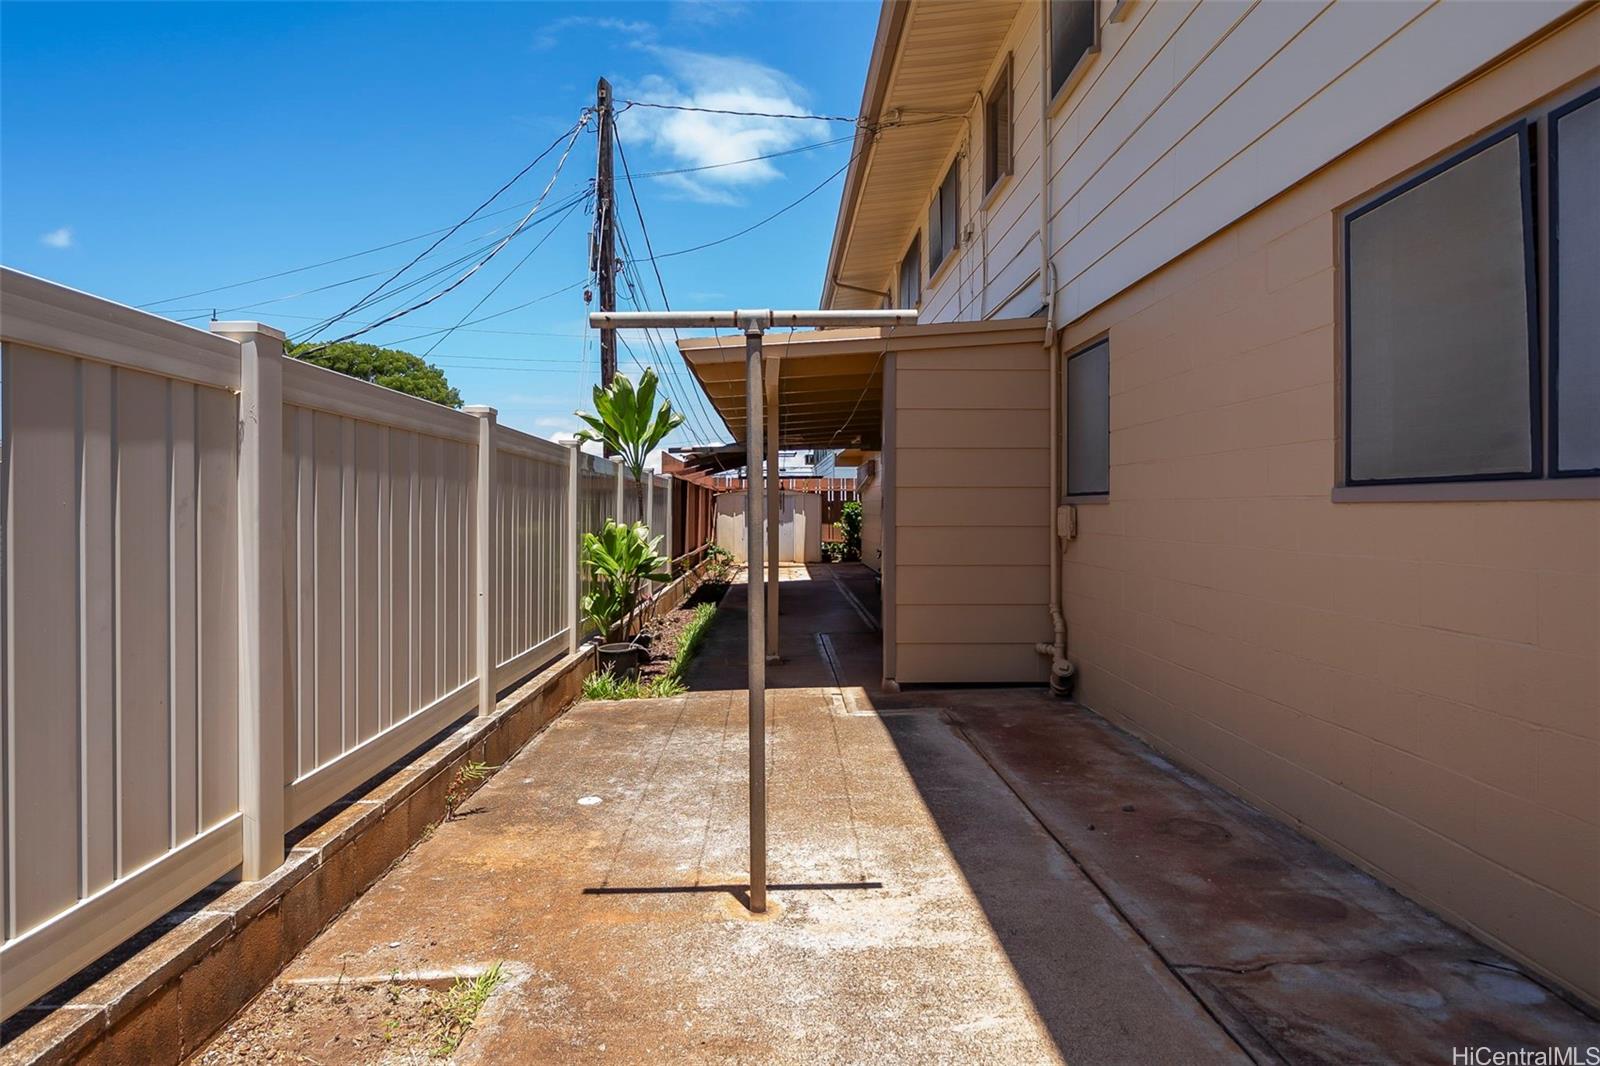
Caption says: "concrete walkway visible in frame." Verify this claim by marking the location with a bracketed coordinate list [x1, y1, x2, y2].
[221, 565, 1598, 1063]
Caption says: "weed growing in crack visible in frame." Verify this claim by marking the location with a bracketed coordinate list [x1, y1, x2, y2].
[430, 963, 505, 1057]
[444, 761, 495, 820]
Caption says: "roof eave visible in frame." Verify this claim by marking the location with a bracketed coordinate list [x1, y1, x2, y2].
[820, 0, 912, 311]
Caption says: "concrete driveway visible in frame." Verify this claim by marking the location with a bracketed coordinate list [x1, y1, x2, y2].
[210, 566, 1599, 1063]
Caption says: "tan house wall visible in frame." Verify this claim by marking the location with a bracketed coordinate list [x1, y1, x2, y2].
[858, 458, 884, 574]
[1057, 15, 1600, 1004]
[888, 320, 1052, 685]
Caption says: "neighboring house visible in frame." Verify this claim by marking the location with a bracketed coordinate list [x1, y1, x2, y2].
[682, 0, 1599, 1012]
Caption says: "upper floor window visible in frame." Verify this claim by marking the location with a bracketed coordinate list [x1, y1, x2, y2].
[897, 236, 921, 309]
[927, 160, 960, 277]
[985, 57, 1013, 195]
[1342, 82, 1599, 488]
[1049, 0, 1098, 100]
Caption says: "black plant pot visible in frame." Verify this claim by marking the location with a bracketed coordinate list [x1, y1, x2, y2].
[597, 642, 644, 679]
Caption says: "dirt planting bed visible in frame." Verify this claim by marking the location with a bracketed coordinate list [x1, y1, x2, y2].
[634, 578, 728, 685]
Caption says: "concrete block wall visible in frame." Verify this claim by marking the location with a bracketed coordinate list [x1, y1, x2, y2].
[1058, 12, 1600, 1004]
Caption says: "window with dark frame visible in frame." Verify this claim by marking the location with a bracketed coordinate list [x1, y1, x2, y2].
[927, 160, 960, 277]
[1550, 86, 1600, 477]
[1049, 0, 1098, 100]
[1344, 123, 1538, 486]
[898, 235, 921, 309]
[985, 58, 1013, 195]
[1064, 340, 1110, 497]
[1341, 83, 1600, 491]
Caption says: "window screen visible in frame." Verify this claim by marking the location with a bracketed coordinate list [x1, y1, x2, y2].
[1345, 127, 1536, 484]
[986, 60, 1013, 193]
[1552, 89, 1600, 475]
[1050, 0, 1097, 99]
[898, 237, 921, 309]
[928, 161, 959, 276]
[1065, 340, 1110, 496]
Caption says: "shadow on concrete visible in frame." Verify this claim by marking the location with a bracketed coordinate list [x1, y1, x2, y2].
[871, 692, 1600, 1062]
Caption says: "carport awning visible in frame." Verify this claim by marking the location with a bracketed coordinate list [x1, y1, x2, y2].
[677, 317, 1047, 450]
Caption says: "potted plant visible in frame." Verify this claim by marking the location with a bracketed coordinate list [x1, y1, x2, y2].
[582, 520, 671, 678]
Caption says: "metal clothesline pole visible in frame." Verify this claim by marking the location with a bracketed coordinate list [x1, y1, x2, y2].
[587, 307, 916, 913]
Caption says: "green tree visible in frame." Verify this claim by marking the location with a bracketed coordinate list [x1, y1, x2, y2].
[574, 368, 686, 517]
[284, 340, 463, 408]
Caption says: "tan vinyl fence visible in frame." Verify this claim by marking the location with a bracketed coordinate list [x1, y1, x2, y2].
[0, 268, 672, 1018]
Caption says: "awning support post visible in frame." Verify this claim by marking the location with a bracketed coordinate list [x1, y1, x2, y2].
[744, 326, 768, 914]
[765, 371, 781, 663]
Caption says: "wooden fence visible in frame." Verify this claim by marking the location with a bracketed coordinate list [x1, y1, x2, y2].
[0, 267, 673, 1018]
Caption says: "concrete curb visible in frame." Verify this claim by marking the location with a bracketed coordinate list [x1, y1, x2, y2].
[1, 643, 599, 1066]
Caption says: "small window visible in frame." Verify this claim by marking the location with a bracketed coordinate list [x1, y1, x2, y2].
[927, 160, 960, 276]
[985, 58, 1013, 194]
[1065, 340, 1110, 496]
[897, 236, 921, 309]
[1344, 124, 1538, 486]
[1551, 87, 1600, 477]
[1049, 0, 1098, 100]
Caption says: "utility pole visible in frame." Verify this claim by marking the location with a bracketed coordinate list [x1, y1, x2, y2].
[594, 78, 618, 404]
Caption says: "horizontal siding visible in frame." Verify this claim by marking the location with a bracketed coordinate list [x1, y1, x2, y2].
[1049, 0, 1583, 322]
[891, 341, 1051, 684]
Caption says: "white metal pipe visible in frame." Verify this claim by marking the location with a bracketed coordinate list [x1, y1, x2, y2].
[588, 309, 917, 331]
[744, 328, 768, 914]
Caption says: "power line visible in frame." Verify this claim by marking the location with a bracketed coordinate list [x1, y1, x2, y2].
[186, 185, 591, 324]
[613, 124, 725, 443]
[628, 135, 853, 178]
[418, 190, 590, 358]
[139, 138, 849, 311]
[629, 150, 861, 264]
[290, 121, 589, 359]
[621, 99, 861, 124]
[297, 112, 590, 343]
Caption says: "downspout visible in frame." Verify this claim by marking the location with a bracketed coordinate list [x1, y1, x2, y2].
[1034, 3, 1074, 697]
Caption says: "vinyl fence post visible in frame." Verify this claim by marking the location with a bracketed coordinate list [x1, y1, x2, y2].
[466, 406, 497, 716]
[215, 321, 286, 881]
[566, 439, 581, 655]
[615, 462, 625, 521]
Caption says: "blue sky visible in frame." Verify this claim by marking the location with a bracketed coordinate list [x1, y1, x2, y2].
[1, 0, 878, 450]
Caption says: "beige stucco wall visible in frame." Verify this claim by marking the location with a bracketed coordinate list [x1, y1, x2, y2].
[888, 320, 1052, 685]
[1057, 16, 1600, 1003]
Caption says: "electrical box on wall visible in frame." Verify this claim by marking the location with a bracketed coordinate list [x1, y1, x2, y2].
[1057, 504, 1078, 541]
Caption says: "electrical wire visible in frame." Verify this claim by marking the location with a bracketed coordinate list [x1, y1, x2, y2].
[296, 112, 590, 343]
[626, 150, 861, 264]
[290, 122, 588, 357]
[620, 99, 861, 124]
[417, 189, 590, 358]
[612, 125, 726, 443]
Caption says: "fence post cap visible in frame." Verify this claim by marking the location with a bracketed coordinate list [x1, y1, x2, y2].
[209, 320, 286, 342]
[463, 404, 497, 418]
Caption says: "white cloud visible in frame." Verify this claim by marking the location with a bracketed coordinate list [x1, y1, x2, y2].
[532, 15, 655, 51]
[620, 50, 819, 203]
[40, 226, 74, 249]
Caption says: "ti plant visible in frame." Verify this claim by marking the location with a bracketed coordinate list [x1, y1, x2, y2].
[580, 521, 671, 644]
[574, 368, 686, 517]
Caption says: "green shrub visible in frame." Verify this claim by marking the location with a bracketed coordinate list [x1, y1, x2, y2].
[839, 500, 863, 562]
[581, 520, 670, 643]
